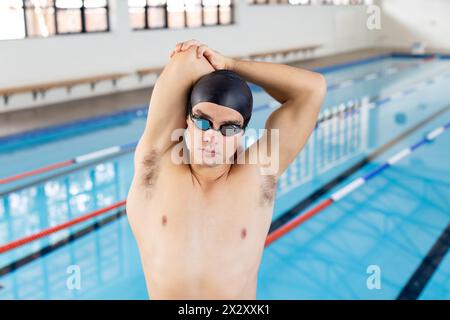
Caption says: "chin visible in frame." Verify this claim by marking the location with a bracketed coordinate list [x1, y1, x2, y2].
[200, 158, 222, 167]
[193, 156, 225, 167]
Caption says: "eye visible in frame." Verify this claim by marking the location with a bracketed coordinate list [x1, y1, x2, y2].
[221, 124, 242, 136]
[191, 115, 211, 130]
[229, 124, 241, 130]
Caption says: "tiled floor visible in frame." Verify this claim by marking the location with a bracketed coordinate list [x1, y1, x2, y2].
[0, 47, 395, 138]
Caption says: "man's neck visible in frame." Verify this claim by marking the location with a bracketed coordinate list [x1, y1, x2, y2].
[189, 163, 232, 190]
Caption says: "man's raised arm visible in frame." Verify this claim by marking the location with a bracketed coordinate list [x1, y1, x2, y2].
[229, 58, 327, 178]
[138, 46, 215, 157]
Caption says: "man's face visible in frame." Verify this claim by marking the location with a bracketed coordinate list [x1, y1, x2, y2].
[186, 102, 244, 166]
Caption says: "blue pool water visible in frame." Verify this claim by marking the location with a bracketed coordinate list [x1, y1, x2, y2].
[0, 55, 449, 299]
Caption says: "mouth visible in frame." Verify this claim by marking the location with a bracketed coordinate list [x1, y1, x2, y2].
[199, 148, 219, 157]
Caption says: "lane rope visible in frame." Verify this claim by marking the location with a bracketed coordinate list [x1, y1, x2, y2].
[0, 143, 137, 185]
[1, 120, 449, 254]
[0, 200, 126, 254]
[264, 119, 450, 246]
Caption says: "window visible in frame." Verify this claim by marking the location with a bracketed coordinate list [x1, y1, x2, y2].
[56, 0, 83, 33]
[83, 0, 109, 32]
[128, 0, 233, 30]
[0, 1, 26, 40]
[0, 0, 109, 40]
[55, 0, 109, 34]
[24, 0, 56, 37]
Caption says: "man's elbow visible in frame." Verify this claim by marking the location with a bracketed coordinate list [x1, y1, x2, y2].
[293, 72, 326, 106]
[311, 73, 327, 99]
[292, 72, 327, 102]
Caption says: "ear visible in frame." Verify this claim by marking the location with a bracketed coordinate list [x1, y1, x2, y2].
[183, 128, 191, 151]
[236, 137, 244, 151]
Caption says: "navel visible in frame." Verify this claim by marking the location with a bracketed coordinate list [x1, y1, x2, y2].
[162, 215, 168, 226]
[241, 228, 247, 239]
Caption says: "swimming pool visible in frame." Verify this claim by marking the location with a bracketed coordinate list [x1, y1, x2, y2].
[1, 53, 449, 299]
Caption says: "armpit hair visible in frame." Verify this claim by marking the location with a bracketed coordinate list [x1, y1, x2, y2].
[259, 174, 278, 207]
[141, 149, 162, 192]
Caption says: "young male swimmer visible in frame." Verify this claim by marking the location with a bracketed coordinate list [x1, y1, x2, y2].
[126, 40, 326, 299]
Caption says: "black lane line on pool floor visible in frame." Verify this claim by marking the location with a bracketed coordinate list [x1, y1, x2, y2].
[1, 103, 450, 279]
[397, 221, 450, 300]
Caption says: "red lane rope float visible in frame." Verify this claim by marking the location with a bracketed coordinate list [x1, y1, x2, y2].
[1, 119, 449, 255]
[0, 160, 74, 184]
[264, 199, 333, 247]
[0, 200, 126, 254]
[0, 197, 328, 254]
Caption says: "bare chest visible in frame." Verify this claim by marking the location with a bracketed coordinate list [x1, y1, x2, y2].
[129, 176, 273, 281]
[134, 180, 273, 258]
[126, 162, 277, 297]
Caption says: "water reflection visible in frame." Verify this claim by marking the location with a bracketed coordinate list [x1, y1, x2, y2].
[0, 162, 121, 267]
[0, 216, 125, 299]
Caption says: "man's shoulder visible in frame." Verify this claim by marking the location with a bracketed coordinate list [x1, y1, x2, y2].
[132, 145, 188, 196]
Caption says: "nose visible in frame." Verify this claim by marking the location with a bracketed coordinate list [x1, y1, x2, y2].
[202, 128, 220, 144]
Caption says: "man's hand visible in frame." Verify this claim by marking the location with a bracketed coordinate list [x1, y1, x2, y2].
[170, 39, 234, 71]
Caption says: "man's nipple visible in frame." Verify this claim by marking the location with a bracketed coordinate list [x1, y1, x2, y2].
[162, 215, 168, 226]
[241, 228, 247, 239]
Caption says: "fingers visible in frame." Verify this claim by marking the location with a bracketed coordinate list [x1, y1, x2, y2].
[175, 42, 183, 53]
[181, 39, 201, 51]
[170, 39, 213, 58]
[170, 42, 183, 58]
[198, 46, 218, 62]
[196, 45, 209, 58]
[170, 39, 205, 58]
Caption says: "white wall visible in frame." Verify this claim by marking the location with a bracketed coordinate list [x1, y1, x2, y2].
[374, 0, 450, 50]
[0, 1, 375, 111]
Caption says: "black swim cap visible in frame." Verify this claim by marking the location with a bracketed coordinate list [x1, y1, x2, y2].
[188, 70, 253, 129]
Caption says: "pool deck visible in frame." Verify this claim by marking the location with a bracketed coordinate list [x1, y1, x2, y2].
[1, 45, 449, 300]
[0, 46, 408, 138]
